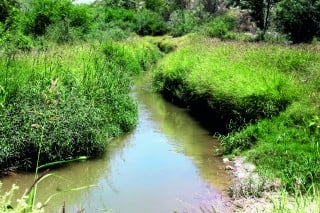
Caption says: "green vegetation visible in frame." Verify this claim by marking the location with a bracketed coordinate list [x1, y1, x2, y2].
[1, 0, 320, 211]
[227, 0, 320, 42]
[0, 38, 160, 172]
[205, 14, 237, 40]
[153, 35, 320, 194]
[275, 0, 320, 43]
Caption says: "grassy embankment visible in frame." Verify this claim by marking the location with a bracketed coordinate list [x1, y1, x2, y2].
[0, 38, 161, 173]
[153, 35, 320, 195]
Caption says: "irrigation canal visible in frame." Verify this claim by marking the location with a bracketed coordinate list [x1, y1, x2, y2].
[1, 74, 231, 212]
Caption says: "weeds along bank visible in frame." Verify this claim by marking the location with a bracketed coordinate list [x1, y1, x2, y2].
[0, 38, 161, 173]
[153, 35, 320, 193]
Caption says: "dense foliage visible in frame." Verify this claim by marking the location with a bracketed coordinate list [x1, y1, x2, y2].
[227, 0, 279, 32]
[227, 0, 320, 42]
[1, 0, 319, 45]
[275, 0, 320, 43]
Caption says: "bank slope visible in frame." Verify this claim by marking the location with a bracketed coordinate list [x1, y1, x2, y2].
[153, 35, 320, 192]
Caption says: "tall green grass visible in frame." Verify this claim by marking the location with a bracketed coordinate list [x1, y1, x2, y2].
[153, 35, 301, 131]
[153, 35, 320, 193]
[0, 38, 161, 172]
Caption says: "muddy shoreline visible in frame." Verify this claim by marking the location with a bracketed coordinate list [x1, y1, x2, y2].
[223, 157, 281, 212]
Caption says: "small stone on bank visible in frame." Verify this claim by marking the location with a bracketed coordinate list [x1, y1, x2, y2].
[225, 165, 234, 171]
[223, 158, 229, 163]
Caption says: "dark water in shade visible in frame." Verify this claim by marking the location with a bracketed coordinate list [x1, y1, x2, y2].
[0, 75, 231, 213]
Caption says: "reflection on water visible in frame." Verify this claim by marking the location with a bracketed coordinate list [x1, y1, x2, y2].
[0, 74, 230, 212]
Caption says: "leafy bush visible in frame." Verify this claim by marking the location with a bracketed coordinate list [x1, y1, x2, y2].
[262, 31, 291, 44]
[104, 8, 135, 23]
[45, 19, 75, 43]
[145, 0, 165, 12]
[0, 1, 34, 52]
[133, 9, 167, 36]
[0, 0, 20, 23]
[25, 0, 73, 36]
[275, 0, 320, 43]
[0, 30, 33, 52]
[168, 10, 198, 37]
[69, 4, 94, 35]
[206, 15, 237, 39]
[104, 8, 167, 35]
[103, 27, 132, 41]
[102, 0, 137, 9]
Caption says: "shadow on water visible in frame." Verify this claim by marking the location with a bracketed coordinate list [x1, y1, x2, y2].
[0, 74, 231, 213]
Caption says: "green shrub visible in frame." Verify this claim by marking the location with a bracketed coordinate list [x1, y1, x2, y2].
[102, 0, 137, 9]
[145, 0, 165, 12]
[0, 1, 33, 52]
[133, 9, 167, 36]
[103, 27, 132, 41]
[275, 0, 320, 43]
[206, 15, 237, 39]
[104, 8, 135, 23]
[262, 31, 291, 44]
[168, 10, 198, 37]
[45, 19, 75, 43]
[0, 30, 33, 52]
[0, 0, 20, 25]
[25, 0, 73, 36]
[206, 19, 228, 38]
[69, 4, 94, 35]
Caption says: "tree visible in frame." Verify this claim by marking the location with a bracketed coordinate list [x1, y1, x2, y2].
[0, 0, 19, 23]
[227, 0, 278, 34]
[26, 0, 73, 36]
[201, 0, 222, 13]
[275, 0, 320, 42]
[101, 0, 138, 9]
[145, 0, 165, 11]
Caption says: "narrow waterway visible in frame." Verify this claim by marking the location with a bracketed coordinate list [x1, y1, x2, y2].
[1, 75, 230, 212]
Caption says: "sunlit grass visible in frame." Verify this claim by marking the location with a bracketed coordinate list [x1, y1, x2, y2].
[153, 34, 320, 195]
[0, 38, 161, 172]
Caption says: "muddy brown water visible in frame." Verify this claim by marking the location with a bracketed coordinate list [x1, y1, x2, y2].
[0, 75, 230, 212]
